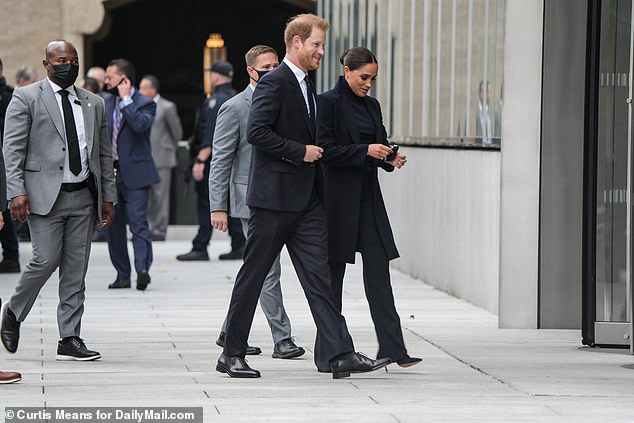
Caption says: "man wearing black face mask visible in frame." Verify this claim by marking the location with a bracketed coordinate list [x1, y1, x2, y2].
[209, 45, 305, 359]
[1, 40, 116, 361]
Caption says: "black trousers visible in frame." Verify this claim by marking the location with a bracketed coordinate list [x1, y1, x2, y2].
[223, 195, 354, 367]
[328, 199, 407, 362]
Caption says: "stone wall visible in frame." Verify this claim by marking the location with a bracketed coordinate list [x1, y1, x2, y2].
[0, 0, 104, 83]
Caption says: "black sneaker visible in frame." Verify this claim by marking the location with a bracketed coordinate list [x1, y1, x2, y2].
[56, 337, 101, 361]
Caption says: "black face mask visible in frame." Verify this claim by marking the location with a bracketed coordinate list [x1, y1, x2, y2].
[49, 62, 79, 88]
[250, 69, 271, 83]
[106, 81, 121, 97]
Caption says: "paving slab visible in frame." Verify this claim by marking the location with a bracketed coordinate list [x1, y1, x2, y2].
[0, 228, 632, 422]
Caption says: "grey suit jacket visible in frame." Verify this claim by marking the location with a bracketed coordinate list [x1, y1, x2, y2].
[209, 86, 253, 219]
[2, 79, 116, 218]
[150, 96, 182, 168]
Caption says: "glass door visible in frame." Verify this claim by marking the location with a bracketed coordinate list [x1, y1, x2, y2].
[594, 0, 633, 349]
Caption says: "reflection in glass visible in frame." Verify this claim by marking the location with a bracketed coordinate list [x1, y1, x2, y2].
[596, 0, 630, 323]
[319, 0, 505, 145]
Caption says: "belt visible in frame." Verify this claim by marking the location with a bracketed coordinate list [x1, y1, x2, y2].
[60, 179, 88, 192]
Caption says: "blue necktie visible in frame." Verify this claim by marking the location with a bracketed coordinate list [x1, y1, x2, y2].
[111, 99, 122, 160]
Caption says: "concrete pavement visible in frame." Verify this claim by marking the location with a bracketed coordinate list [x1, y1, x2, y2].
[0, 227, 633, 422]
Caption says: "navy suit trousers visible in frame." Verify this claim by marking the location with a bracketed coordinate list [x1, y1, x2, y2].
[106, 174, 153, 279]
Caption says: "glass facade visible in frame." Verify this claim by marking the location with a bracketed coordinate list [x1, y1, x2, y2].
[595, 0, 632, 329]
[318, 0, 505, 146]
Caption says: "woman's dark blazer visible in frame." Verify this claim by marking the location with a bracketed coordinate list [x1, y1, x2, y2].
[317, 78, 399, 264]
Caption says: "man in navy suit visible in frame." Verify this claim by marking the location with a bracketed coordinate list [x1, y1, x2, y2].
[217, 14, 391, 379]
[104, 59, 159, 291]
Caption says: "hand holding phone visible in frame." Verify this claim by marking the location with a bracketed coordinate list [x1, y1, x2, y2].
[385, 144, 399, 162]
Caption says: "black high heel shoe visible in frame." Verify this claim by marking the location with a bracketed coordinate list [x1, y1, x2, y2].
[396, 355, 422, 368]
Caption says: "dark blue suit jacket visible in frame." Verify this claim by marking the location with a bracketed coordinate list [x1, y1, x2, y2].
[106, 91, 159, 189]
[246, 62, 319, 212]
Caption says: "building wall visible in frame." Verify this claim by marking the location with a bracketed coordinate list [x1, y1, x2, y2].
[498, 0, 544, 328]
[0, 0, 104, 82]
[381, 147, 501, 313]
[322, 0, 505, 315]
[319, 0, 505, 141]
[539, 0, 587, 329]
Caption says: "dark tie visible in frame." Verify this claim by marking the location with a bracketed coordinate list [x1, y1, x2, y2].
[59, 89, 81, 176]
[304, 76, 316, 132]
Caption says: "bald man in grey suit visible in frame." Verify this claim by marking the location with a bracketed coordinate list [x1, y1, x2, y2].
[1, 40, 115, 361]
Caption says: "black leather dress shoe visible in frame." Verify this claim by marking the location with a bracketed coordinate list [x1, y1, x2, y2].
[136, 272, 151, 291]
[108, 279, 131, 289]
[176, 250, 209, 261]
[56, 337, 101, 361]
[216, 354, 260, 378]
[329, 352, 392, 379]
[218, 247, 245, 260]
[0, 301, 20, 354]
[272, 338, 305, 359]
[215, 332, 262, 355]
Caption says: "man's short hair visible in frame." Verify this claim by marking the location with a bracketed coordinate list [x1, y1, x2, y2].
[86, 66, 105, 79]
[245, 45, 278, 68]
[15, 66, 37, 85]
[141, 74, 160, 92]
[82, 77, 100, 94]
[284, 14, 330, 49]
[108, 58, 136, 86]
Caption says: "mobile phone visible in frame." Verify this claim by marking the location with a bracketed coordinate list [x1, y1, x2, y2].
[386, 144, 399, 161]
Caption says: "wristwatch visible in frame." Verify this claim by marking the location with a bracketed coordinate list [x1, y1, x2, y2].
[194, 157, 205, 164]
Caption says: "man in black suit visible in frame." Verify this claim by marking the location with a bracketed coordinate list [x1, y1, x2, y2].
[217, 13, 391, 379]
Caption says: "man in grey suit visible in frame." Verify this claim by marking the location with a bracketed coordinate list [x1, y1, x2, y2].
[0, 40, 116, 361]
[210, 45, 304, 359]
[139, 75, 183, 241]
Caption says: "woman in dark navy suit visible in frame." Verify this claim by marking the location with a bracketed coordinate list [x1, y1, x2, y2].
[317, 47, 421, 368]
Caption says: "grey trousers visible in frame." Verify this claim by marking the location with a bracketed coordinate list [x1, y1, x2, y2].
[221, 218, 292, 343]
[147, 167, 172, 238]
[9, 187, 94, 339]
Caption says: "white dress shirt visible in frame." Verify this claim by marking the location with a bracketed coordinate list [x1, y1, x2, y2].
[47, 78, 89, 183]
[283, 57, 314, 117]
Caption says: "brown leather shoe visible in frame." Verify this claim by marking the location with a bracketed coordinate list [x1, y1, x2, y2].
[0, 371, 22, 384]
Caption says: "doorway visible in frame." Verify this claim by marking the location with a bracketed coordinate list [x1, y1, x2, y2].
[584, 0, 634, 352]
